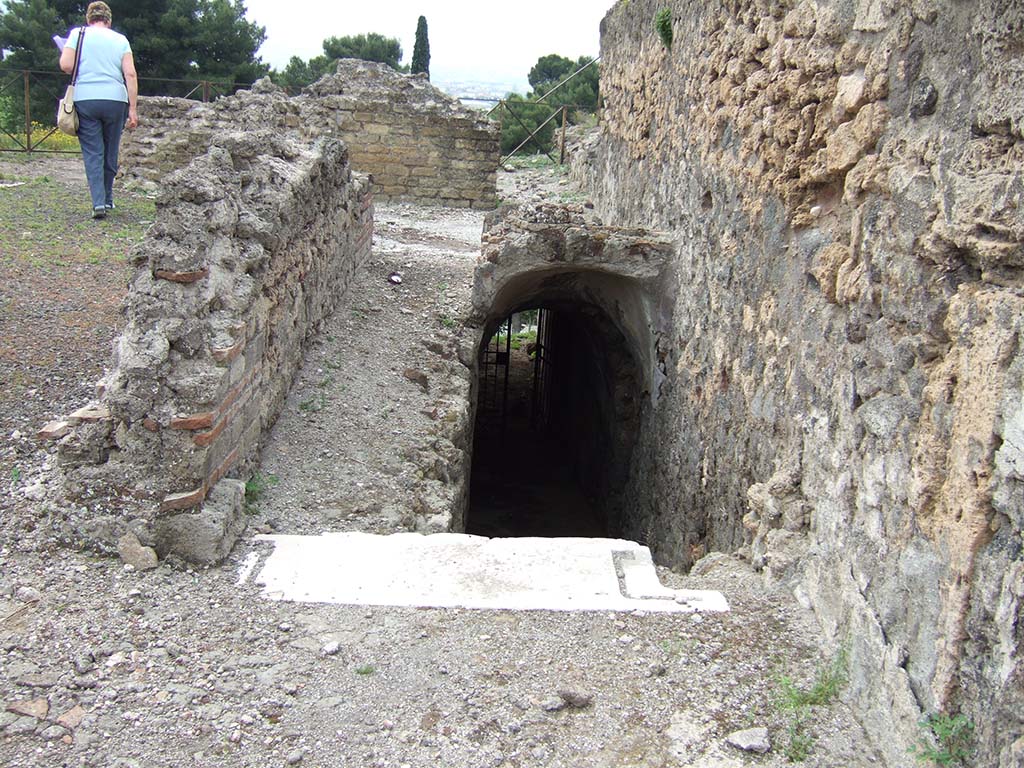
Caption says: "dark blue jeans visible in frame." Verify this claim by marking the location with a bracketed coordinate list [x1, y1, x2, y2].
[75, 100, 127, 209]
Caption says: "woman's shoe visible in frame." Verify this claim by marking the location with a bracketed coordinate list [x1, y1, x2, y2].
[92, 207, 107, 219]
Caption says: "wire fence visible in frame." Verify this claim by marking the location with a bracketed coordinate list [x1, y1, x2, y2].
[485, 57, 599, 166]
[1, 61, 599, 164]
[0, 67, 252, 154]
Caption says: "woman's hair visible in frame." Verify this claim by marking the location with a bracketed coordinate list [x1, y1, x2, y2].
[85, 2, 112, 24]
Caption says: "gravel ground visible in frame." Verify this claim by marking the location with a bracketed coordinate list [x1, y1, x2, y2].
[1, 157, 883, 767]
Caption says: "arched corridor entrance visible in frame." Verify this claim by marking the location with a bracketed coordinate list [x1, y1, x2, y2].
[463, 203, 675, 543]
[467, 300, 643, 538]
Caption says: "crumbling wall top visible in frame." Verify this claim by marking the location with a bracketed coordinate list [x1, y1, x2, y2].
[302, 59, 488, 124]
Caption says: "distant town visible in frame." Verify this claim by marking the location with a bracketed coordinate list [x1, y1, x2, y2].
[434, 77, 526, 107]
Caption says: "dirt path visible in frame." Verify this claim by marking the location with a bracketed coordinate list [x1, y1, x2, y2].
[0, 160, 882, 767]
[247, 200, 480, 539]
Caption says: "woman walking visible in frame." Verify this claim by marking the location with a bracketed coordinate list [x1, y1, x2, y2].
[59, 1, 138, 219]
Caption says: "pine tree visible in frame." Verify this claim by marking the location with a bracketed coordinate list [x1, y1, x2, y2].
[0, 0, 268, 87]
[410, 15, 429, 79]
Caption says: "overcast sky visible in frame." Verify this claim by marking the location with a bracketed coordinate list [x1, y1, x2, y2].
[242, 0, 613, 91]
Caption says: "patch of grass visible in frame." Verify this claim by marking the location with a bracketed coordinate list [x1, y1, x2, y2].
[659, 638, 690, 656]
[783, 707, 815, 762]
[774, 646, 848, 762]
[439, 313, 457, 329]
[910, 713, 974, 766]
[493, 328, 536, 352]
[0, 170, 155, 270]
[495, 333, 513, 349]
[777, 646, 848, 710]
[655, 8, 673, 48]
[354, 664, 375, 676]
[503, 154, 556, 170]
[298, 392, 326, 413]
[244, 471, 278, 507]
[557, 189, 587, 204]
[515, 328, 537, 345]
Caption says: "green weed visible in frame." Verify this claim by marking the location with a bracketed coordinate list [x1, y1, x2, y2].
[775, 646, 848, 762]
[777, 646, 848, 710]
[244, 471, 278, 506]
[0, 122, 80, 152]
[910, 713, 974, 766]
[516, 328, 537, 345]
[354, 664, 375, 675]
[783, 706, 815, 762]
[493, 328, 536, 351]
[299, 392, 326, 412]
[659, 638, 690, 656]
[655, 8, 673, 48]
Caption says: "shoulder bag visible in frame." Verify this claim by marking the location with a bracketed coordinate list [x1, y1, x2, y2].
[56, 28, 85, 136]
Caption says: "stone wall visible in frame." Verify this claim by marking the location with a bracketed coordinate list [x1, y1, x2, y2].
[576, 0, 1022, 764]
[47, 128, 373, 564]
[121, 61, 499, 210]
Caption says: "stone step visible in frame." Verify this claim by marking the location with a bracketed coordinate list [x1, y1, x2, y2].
[240, 532, 729, 613]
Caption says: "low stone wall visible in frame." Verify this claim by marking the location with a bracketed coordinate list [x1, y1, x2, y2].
[46, 129, 373, 563]
[578, 0, 1023, 764]
[121, 61, 499, 209]
[303, 61, 499, 207]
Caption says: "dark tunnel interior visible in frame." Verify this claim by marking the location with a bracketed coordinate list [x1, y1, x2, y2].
[466, 303, 642, 538]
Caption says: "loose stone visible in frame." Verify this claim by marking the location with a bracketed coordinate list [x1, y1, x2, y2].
[725, 727, 771, 753]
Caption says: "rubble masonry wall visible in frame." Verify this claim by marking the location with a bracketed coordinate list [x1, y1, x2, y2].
[574, 0, 1023, 764]
[54, 128, 372, 563]
[121, 61, 499, 210]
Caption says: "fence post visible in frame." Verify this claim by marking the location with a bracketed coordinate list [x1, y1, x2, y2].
[23, 71, 32, 153]
[559, 106, 568, 165]
[203, 81, 211, 102]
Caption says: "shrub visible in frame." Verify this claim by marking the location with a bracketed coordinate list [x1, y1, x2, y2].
[910, 713, 974, 766]
[0, 122, 80, 152]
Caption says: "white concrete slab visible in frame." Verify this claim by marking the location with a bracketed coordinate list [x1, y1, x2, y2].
[245, 532, 729, 613]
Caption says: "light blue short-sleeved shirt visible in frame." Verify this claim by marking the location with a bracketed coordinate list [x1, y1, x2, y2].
[65, 26, 131, 103]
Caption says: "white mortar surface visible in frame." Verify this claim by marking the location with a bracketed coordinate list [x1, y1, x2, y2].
[247, 532, 729, 613]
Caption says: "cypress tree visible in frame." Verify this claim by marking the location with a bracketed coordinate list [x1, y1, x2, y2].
[411, 15, 429, 79]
